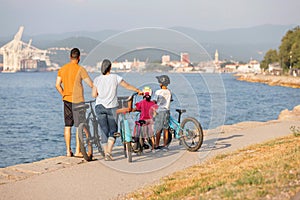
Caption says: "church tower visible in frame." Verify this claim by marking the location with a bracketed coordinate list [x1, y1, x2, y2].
[214, 49, 219, 63]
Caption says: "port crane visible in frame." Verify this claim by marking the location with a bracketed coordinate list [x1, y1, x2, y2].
[0, 26, 50, 72]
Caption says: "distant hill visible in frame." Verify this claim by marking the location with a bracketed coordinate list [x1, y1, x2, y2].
[0, 24, 297, 64]
[170, 24, 295, 61]
[32, 29, 120, 41]
[45, 36, 100, 51]
[43, 37, 101, 66]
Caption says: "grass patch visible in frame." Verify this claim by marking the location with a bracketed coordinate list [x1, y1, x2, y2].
[125, 134, 300, 200]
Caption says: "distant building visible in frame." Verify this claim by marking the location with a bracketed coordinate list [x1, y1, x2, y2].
[268, 62, 283, 75]
[214, 49, 221, 69]
[223, 64, 238, 73]
[180, 53, 190, 63]
[236, 60, 261, 73]
[161, 55, 170, 65]
[214, 49, 219, 63]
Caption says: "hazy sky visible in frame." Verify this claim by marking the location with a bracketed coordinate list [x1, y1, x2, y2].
[1, 0, 300, 36]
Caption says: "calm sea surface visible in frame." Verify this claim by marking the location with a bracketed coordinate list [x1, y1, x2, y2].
[0, 72, 299, 168]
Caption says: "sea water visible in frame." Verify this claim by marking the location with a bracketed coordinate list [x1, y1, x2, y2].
[0, 72, 299, 168]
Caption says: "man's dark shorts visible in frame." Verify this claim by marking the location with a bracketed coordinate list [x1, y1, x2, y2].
[63, 100, 86, 127]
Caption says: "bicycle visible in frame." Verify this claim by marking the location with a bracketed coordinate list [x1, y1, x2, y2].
[74, 100, 105, 161]
[116, 92, 139, 162]
[134, 108, 203, 152]
[167, 109, 203, 152]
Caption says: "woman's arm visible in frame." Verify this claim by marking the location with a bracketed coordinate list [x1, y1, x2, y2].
[120, 80, 143, 95]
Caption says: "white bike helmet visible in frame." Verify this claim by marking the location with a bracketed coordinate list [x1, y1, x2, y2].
[142, 86, 152, 97]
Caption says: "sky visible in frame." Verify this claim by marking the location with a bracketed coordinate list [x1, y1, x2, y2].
[1, 0, 300, 36]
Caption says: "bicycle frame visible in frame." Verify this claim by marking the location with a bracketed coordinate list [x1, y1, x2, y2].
[82, 101, 98, 139]
[76, 100, 105, 161]
[119, 113, 132, 142]
[169, 116, 182, 139]
[117, 92, 138, 162]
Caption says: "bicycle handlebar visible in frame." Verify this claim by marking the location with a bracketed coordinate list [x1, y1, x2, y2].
[83, 99, 96, 104]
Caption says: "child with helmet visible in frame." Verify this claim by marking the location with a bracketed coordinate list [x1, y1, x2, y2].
[134, 86, 157, 152]
[153, 75, 172, 151]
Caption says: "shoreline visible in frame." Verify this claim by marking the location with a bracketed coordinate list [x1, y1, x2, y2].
[235, 73, 300, 88]
[1, 104, 300, 186]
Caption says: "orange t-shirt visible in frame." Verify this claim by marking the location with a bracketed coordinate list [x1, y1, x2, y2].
[57, 62, 89, 103]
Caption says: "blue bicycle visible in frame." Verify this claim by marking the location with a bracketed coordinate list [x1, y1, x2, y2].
[167, 109, 203, 152]
[134, 108, 204, 152]
[117, 93, 138, 162]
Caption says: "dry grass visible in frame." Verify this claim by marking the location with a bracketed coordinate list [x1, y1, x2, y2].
[125, 134, 300, 200]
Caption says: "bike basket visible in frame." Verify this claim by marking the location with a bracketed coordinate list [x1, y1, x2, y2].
[117, 96, 133, 109]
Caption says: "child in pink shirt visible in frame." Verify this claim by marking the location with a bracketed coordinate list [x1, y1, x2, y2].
[134, 86, 157, 152]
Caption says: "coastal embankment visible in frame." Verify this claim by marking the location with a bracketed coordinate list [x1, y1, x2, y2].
[0, 105, 300, 200]
[236, 73, 300, 88]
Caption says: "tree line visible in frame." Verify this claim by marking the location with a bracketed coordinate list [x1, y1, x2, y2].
[261, 26, 300, 72]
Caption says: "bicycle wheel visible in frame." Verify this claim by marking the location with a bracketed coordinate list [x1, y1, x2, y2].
[92, 121, 105, 157]
[137, 136, 144, 155]
[125, 142, 132, 162]
[133, 125, 143, 154]
[166, 128, 173, 147]
[78, 123, 93, 161]
[179, 117, 203, 152]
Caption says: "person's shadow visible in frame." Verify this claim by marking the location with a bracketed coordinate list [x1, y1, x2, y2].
[200, 134, 243, 152]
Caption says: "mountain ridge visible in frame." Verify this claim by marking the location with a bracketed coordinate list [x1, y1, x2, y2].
[0, 24, 298, 62]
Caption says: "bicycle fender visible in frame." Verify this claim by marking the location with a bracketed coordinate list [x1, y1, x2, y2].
[124, 119, 131, 142]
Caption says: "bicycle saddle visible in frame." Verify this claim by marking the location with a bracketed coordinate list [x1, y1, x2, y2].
[175, 109, 186, 114]
[138, 120, 146, 125]
[73, 104, 89, 111]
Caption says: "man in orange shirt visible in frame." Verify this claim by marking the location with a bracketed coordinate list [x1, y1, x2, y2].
[55, 48, 93, 157]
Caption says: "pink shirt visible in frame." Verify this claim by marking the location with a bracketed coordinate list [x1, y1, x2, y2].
[135, 100, 157, 120]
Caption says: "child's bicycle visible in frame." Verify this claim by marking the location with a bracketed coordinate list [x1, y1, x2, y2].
[74, 100, 105, 161]
[167, 109, 203, 152]
[134, 108, 204, 152]
[117, 92, 204, 162]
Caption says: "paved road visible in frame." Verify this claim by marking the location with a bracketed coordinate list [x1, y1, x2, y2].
[0, 120, 299, 200]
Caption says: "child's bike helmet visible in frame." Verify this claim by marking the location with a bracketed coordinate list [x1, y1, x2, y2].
[142, 86, 152, 97]
[156, 75, 170, 86]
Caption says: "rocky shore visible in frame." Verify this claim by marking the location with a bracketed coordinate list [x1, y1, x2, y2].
[236, 73, 300, 88]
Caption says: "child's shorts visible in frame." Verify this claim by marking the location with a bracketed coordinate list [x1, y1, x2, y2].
[154, 110, 170, 132]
